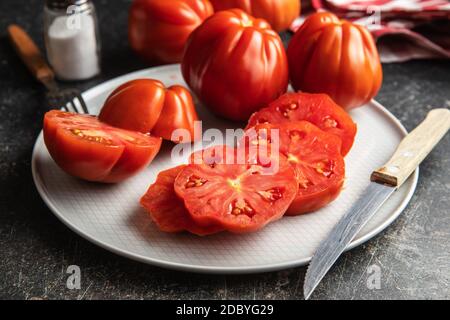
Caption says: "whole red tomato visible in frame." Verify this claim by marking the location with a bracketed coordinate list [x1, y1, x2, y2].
[182, 9, 289, 121]
[210, 0, 301, 32]
[129, 0, 214, 64]
[99, 79, 199, 143]
[287, 12, 383, 110]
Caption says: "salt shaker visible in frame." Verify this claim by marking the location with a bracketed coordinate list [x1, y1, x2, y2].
[44, 0, 101, 81]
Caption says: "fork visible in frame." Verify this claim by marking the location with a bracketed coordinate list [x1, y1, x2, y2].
[7, 24, 89, 114]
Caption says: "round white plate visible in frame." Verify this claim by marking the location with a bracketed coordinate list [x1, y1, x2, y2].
[32, 64, 418, 274]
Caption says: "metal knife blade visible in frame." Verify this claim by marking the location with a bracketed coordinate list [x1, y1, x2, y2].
[303, 182, 395, 300]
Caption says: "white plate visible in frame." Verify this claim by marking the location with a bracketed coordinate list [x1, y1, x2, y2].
[32, 64, 418, 274]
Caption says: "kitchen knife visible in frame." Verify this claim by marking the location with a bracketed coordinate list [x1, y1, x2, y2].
[304, 108, 450, 300]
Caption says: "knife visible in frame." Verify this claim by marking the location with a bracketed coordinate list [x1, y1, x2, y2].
[304, 108, 450, 300]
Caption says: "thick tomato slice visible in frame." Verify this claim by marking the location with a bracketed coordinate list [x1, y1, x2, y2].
[102, 127, 162, 183]
[246, 92, 357, 156]
[245, 121, 345, 215]
[43, 110, 162, 183]
[99, 79, 166, 134]
[140, 165, 223, 236]
[44, 110, 104, 156]
[174, 145, 298, 233]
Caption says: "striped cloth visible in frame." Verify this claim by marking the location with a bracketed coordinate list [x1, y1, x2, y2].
[291, 0, 450, 62]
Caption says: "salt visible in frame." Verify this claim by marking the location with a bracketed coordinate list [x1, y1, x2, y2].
[45, 8, 100, 80]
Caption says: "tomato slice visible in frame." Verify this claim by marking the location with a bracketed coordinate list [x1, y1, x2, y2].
[102, 127, 162, 183]
[246, 92, 357, 156]
[140, 165, 223, 236]
[44, 110, 162, 183]
[245, 121, 345, 215]
[174, 145, 298, 233]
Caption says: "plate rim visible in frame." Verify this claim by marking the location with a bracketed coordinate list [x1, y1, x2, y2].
[31, 65, 419, 274]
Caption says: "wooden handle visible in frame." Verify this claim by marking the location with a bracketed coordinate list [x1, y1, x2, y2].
[7, 24, 54, 83]
[371, 109, 450, 187]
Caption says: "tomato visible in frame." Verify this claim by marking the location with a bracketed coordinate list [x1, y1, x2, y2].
[129, 0, 213, 64]
[151, 85, 199, 142]
[246, 92, 357, 156]
[287, 12, 383, 110]
[99, 80, 200, 143]
[182, 9, 289, 121]
[244, 121, 345, 215]
[44, 110, 162, 183]
[140, 165, 223, 236]
[99, 79, 165, 134]
[210, 0, 301, 32]
[174, 145, 298, 233]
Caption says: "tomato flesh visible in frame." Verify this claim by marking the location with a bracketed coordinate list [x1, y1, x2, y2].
[101, 127, 162, 183]
[141, 166, 223, 236]
[174, 145, 298, 233]
[246, 92, 357, 156]
[246, 121, 345, 215]
[44, 110, 162, 183]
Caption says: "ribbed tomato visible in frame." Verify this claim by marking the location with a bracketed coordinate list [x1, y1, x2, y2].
[245, 121, 345, 215]
[99, 79, 166, 134]
[182, 9, 289, 121]
[129, 0, 214, 64]
[209, 0, 301, 32]
[174, 145, 298, 233]
[99, 79, 199, 143]
[287, 12, 383, 110]
[151, 85, 199, 143]
[44, 110, 162, 183]
[246, 93, 357, 156]
[140, 165, 223, 236]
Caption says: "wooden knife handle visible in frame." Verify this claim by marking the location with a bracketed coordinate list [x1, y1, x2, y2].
[7, 24, 54, 83]
[371, 108, 450, 187]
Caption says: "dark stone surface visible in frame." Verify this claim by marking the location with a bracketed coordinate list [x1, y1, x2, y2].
[0, 0, 449, 300]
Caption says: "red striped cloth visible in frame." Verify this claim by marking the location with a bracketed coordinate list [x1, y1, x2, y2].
[291, 0, 450, 62]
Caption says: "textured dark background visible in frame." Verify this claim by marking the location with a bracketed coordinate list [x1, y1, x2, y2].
[0, 0, 449, 300]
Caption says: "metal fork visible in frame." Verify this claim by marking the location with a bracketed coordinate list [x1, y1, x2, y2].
[8, 24, 89, 114]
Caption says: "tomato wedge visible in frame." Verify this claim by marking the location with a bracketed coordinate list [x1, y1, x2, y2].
[245, 121, 345, 215]
[140, 165, 223, 236]
[44, 110, 162, 183]
[246, 92, 357, 156]
[174, 145, 298, 233]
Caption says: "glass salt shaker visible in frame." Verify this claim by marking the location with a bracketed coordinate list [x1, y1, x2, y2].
[44, 0, 101, 81]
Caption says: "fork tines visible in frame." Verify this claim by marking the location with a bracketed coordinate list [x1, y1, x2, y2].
[63, 93, 89, 114]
